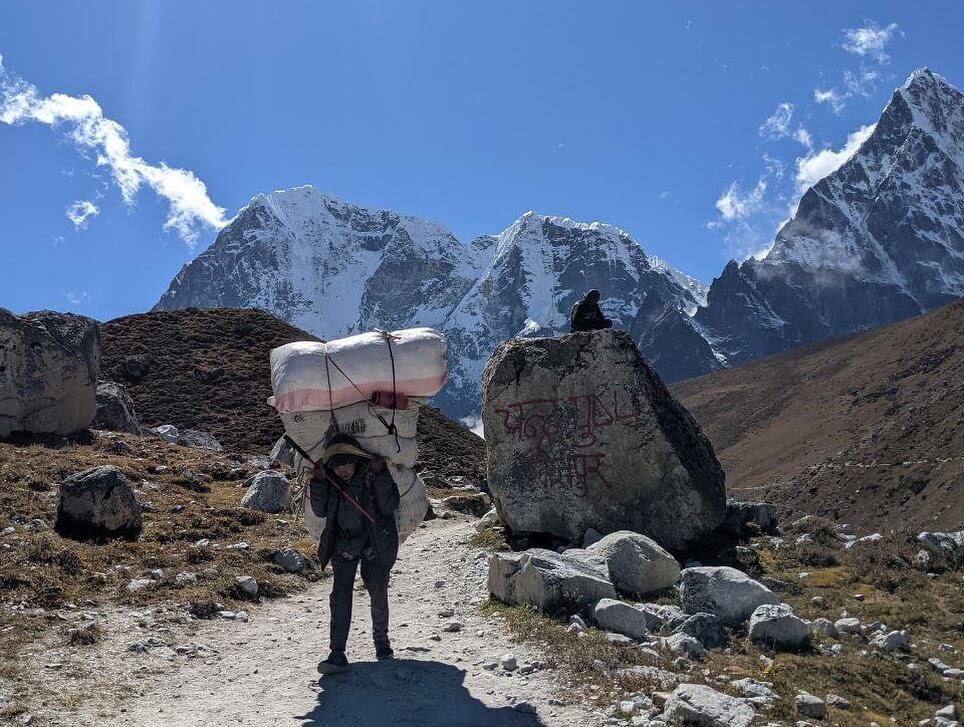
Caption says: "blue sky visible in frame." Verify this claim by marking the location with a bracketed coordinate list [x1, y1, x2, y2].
[2, 1, 963, 321]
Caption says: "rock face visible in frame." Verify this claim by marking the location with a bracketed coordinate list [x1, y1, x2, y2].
[662, 683, 755, 727]
[240, 471, 292, 513]
[487, 548, 616, 612]
[586, 530, 681, 597]
[481, 329, 725, 549]
[0, 309, 100, 437]
[679, 566, 780, 627]
[95, 381, 140, 434]
[56, 465, 142, 540]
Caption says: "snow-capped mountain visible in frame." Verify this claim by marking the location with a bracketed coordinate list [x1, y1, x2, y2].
[684, 68, 964, 368]
[155, 190, 703, 417]
[155, 67, 964, 418]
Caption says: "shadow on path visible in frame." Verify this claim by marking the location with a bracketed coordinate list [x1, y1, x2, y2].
[296, 658, 546, 726]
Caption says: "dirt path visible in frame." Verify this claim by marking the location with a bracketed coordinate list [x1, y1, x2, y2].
[21, 517, 603, 726]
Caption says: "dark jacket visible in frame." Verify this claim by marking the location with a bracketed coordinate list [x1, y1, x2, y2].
[310, 461, 400, 571]
[570, 295, 613, 332]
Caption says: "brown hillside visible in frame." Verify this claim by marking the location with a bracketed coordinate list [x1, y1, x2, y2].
[99, 308, 484, 480]
[671, 300, 964, 532]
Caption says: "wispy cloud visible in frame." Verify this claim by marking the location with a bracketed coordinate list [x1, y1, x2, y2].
[0, 54, 226, 246]
[714, 178, 767, 222]
[759, 102, 794, 139]
[814, 87, 847, 114]
[65, 199, 99, 229]
[65, 290, 92, 306]
[842, 22, 900, 63]
[793, 127, 813, 151]
[795, 123, 876, 196]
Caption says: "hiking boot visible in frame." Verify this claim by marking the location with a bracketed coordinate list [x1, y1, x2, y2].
[317, 650, 349, 675]
[375, 641, 394, 660]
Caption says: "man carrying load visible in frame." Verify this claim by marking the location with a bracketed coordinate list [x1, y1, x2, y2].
[310, 433, 400, 674]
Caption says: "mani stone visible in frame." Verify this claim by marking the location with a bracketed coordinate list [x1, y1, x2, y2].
[0, 309, 100, 437]
[481, 329, 726, 549]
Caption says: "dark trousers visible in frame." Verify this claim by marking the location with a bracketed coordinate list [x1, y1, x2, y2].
[329, 555, 391, 652]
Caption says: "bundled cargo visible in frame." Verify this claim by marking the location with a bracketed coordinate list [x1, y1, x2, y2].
[268, 327, 447, 413]
[268, 328, 446, 545]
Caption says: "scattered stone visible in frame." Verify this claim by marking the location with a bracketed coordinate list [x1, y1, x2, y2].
[94, 381, 140, 433]
[730, 678, 777, 702]
[606, 632, 634, 646]
[679, 566, 779, 626]
[593, 598, 650, 640]
[917, 531, 964, 564]
[871, 630, 910, 653]
[175, 572, 198, 586]
[235, 576, 258, 599]
[662, 683, 755, 727]
[56, 465, 142, 541]
[795, 692, 825, 720]
[811, 618, 839, 639]
[673, 612, 725, 649]
[663, 633, 705, 660]
[639, 603, 689, 633]
[274, 548, 308, 573]
[834, 617, 862, 635]
[442, 621, 463, 633]
[748, 603, 810, 651]
[126, 578, 153, 593]
[500, 654, 518, 672]
[586, 530, 681, 597]
[825, 694, 851, 710]
[843, 533, 882, 550]
[936, 705, 958, 721]
[476, 507, 500, 532]
[481, 329, 726, 549]
[149, 424, 222, 451]
[240, 471, 292, 513]
[0, 309, 99, 437]
[488, 548, 616, 612]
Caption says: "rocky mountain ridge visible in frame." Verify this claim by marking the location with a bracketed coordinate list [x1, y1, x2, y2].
[155, 68, 964, 418]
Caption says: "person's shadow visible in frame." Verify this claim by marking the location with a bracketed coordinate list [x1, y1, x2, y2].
[295, 658, 548, 726]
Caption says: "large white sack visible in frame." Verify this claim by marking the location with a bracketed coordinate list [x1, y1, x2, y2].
[301, 463, 428, 545]
[280, 399, 422, 441]
[280, 409, 419, 468]
[269, 328, 447, 413]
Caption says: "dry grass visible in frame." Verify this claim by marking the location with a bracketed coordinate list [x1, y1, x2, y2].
[0, 430, 320, 656]
[483, 529, 964, 724]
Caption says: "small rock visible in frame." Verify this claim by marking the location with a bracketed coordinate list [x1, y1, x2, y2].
[663, 632, 705, 660]
[500, 654, 518, 671]
[274, 548, 307, 573]
[175, 572, 198, 586]
[795, 692, 826, 720]
[605, 632, 634, 646]
[442, 622, 463, 633]
[871, 630, 910, 653]
[749, 603, 810, 651]
[437, 607, 455, 618]
[825, 694, 851, 710]
[811, 617, 839, 639]
[126, 578, 153, 593]
[235, 576, 258, 599]
[835, 617, 861, 635]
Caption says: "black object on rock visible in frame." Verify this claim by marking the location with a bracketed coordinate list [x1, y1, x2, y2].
[569, 289, 613, 332]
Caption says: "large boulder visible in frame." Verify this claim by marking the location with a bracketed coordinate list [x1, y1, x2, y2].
[95, 381, 140, 433]
[586, 530, 681, 597]
[55, 465, 142, 540]
[488, 548, 616, 612]
[481, 329, 725, 549]
[662, 683, 755, 727]
[918, 531, 964, 565]
[0, 309, 99, 437]
[679, 566, 779, 627]
[240, 471, 292, 513]
[748, 603, 810, 651]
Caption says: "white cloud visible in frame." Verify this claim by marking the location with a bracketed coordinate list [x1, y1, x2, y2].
[65, 290, 91, 306]
[795, 123, 876, 195]
[814, 87, 847, 114]
[759, 102, 794, 139]
[793, 127, 814, 150]
[844, 67, 880, 97]
[65, 199, 99, 229]
[842, 22, 900, 63]
[715, 178, 767, 221]
[0, 55, 226, 246]
[657, 190, 670, 199]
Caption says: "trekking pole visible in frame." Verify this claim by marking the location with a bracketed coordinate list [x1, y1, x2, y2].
[283, 435, 377, 525]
